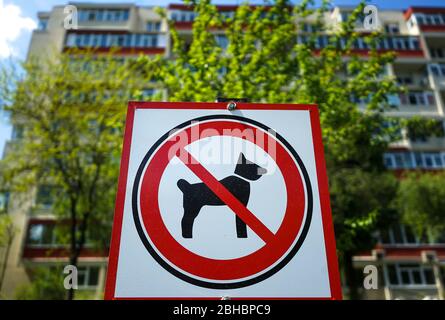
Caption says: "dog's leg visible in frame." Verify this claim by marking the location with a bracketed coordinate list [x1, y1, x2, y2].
[236, 216, 248, 238]
[181, 205, 200, 238]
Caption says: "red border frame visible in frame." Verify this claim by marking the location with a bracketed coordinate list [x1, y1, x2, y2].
[104, 101, 342, 300]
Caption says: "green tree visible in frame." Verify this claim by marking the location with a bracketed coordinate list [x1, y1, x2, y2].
[15, 267, 65, 300]
[329, 168, 398, 298]
[0, 51, 150, 300]
[396, 171, 445, 241]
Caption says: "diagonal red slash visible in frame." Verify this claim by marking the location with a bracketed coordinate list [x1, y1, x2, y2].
[176, 148, 275, 244]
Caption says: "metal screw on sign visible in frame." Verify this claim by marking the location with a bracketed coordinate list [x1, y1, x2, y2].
[215, 97, 248, 112]
[227, 101, 237, 111]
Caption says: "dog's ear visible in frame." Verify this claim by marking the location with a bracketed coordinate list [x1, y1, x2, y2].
[238, 153, 247, 164]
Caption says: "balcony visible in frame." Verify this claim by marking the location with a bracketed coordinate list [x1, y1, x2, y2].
[387, 91, 439, 116]
[384, 151, 445, 170]
[22, 218, 107, 260]
[413, 12, 445, 33]
[64, 31, 166, 55]
[297, 35, 424, 58]
[75, 7, 131, 29]
[405, 7, 445, 35]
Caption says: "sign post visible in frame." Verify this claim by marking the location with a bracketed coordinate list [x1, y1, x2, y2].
[105, 102, 342, 299]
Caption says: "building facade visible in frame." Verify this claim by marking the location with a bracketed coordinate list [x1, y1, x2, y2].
[0, 2, 445, 299]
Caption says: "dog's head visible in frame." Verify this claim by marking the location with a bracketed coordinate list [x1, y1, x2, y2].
[234, 153, 267, 181]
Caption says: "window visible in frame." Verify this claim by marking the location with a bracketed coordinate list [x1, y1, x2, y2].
[340, 12, 349, 22]
[215, 35, 228, 49]
[387, 263, 436, 286]
[36, 185, 54, 208]
[380, 37, 419, 51]
[220, 11, 235, 20]
[381, 225, 418, 244]
[385, 23, 399, 34]
[388, 264, 399, 284]
[110, 34, 126, 47]
[428, 64, 445, 77]
[423, 153, 443, 168]
[415, 13, 445, 26]
[38, 18, 48, 31]
[0, 192, 9, 213]
[77, 266, 100, 288]
[396, 76, 413, 85]
[302, 23, 321, 33]
[383, 154, 395, 169]
[11, 125, 24, 140]
[140, 89, 155, 99]
[387, 94, 400, 106]
[383, 153, 414, 169]
[78, 9, 129, 22]
[174, 11, 196, 22]
[91, 34, 102, 47]
[26, 223, 56, 246]
[430, 48, 445, 59]
[384, 151, 445, 170]
[399, 92, 435, 106]
[138, 34, 158, 47]
[146, 22, 161, 32]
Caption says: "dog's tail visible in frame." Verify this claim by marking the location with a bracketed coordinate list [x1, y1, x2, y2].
[177, 179, 191, 193]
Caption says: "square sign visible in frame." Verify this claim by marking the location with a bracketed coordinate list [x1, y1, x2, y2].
[105, 102, 342, 299]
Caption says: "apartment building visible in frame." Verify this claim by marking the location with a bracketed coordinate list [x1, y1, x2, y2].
[0, 2, 445, 299]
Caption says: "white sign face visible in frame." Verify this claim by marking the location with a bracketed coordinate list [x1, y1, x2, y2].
[105, 102, 342, 300]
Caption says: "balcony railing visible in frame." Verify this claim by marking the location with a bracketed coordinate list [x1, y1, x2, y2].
[64, 32, 166, 54]
[384, 151, 445, 170]
[297, 35, 423, 56]
[77, 9, 130, 23]
[413, 12, 445, 32]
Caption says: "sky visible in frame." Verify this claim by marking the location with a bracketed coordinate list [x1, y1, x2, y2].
[0, 0, 444, 154]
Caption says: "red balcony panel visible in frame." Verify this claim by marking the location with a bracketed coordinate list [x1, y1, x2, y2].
[169, 3, 239, 12]
[168, 4, 275, 12]
[385, 246, 445, 259]
[173, 21, 232, 31]
[28, 218, 56, 225]
[168, 3, 194, 10]
[173, 21, 194, 30]
[420, 25, 445, 32]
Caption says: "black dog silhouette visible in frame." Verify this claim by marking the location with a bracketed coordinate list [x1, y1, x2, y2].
[177, 153, 267, 239]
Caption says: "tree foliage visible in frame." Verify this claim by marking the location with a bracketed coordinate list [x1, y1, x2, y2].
[397, 171, 445, 240]
[0, 51, 148, 299]
[15, 267, 65, 300]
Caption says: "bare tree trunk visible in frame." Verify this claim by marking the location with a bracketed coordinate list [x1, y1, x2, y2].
[344, 251, 360, 300]
[66, 196, 78, 301]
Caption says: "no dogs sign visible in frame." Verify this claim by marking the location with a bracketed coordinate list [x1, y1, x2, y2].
[105, 102, 342, 299]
